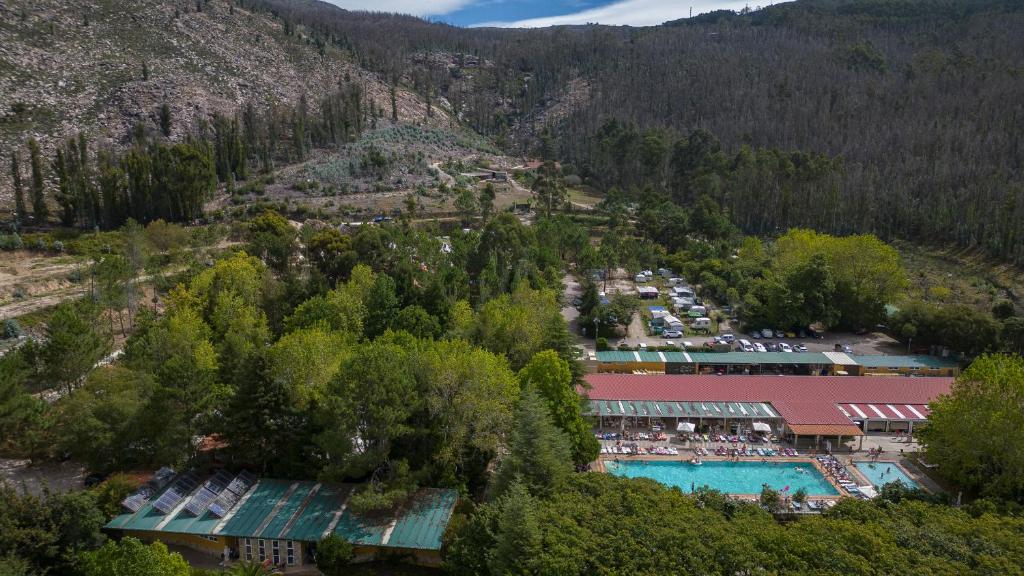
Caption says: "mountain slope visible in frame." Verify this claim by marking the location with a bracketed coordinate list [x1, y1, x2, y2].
[0, 0, 449, 157]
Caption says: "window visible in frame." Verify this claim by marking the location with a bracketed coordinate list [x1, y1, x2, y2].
[272, 540, 280, 565]
[244, 538, 252, 561]
[200, 535, 218, 542]
[286, 541, 295, 565]
[258, 539, 266, 561]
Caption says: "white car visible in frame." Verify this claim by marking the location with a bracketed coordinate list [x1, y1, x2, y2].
[779, 342, 793, 352]
[683, 341, 695, 348]
[639, 343, 648, 350]
[663, 330, 683, 339]
[761, 328, 774, 338]
[754, 343, 767, 352]
[721, 333, 736, 344]
[795, 344, 808, 352]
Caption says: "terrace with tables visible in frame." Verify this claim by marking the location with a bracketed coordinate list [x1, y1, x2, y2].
[582, 374, 952, 449]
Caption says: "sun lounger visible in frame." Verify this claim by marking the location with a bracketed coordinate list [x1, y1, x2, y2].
[806, 500, 819, 511]
[793, 501, 802, 511]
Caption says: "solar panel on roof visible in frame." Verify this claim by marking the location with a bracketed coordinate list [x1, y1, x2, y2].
[121, 490, 150, 512]
[209, 471, 257, 518]
[183, 470, 233, 516]
[153, 473, 199, 515]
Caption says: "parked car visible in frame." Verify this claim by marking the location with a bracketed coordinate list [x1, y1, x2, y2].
[795, 344, 808, 352]
[721, 333, 736, 344]
[754, 342, 767, 352]
[665, 341, 676, 347]
[762, 328, 774, 338]
[779, 342, 793, 352]
[663, 330, 683, 339]
[767, 342, 779, 352]
[774, 330, 785, 338]
[639, 343, 648, 350]
[683, 341, 695, 348]
[751, 332, 761, 339]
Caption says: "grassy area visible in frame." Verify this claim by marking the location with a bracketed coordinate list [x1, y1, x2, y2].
[897, 241, 1024, 312]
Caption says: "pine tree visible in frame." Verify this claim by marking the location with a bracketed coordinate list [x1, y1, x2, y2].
[27, 139, 48, 221]
[54, 147, 76, 226]
[11, 152, 26, 226]
[159, 102, 172, 137]
[390, 82, 398, 122]
[489, 389, 572, 499]
[488, 482, 542, 576]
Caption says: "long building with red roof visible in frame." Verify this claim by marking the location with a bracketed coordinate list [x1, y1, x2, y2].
[581, 374, 954, 440]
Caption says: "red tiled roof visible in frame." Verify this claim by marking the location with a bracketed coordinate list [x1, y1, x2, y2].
[788, 424, 864, 437]
[581, 374, 952, 426]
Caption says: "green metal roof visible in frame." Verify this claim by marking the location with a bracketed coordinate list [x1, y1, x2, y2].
[218, 479, 293, 538]
[258, 482, 315, 539]
[850, 355, 959, 369]
[386, 488, 458, 550]
[687, 352, 833, 365]
[282, 484, 352, 542]
[105, 476, 458, 551]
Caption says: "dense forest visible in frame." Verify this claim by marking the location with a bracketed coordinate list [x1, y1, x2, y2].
[240, 0, 1024, 263]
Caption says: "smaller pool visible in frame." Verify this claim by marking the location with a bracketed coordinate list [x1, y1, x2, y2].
[854, 462, 919, 490]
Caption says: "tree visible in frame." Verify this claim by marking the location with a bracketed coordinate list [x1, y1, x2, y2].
[532, 161, 566, 217]
[363, 273, 399, 338]
[0, 486, 105, 575]
[159, 102, 173, 137]
[41, 301, 109, 395]
[11, 152, 26, 225]
[479, 182, 496, 222]
[919, 354, 1024, 502]
[225, 356, 312, 476]
[455, 186, 478, 226]
[490, 389, 572, 499]
[518, 350, 599, 466]
[126, 301, 223, 464]
[56, 366, 155, 473]
[91, 473, 139, 517]
[393, 305, 441, 339]
[306, 228, 357, 286]
[27, 138, 48, 221]
[315, 340, 416, 482]
[488, 482, 542, 576]
[246, 210, 296, 273]
[315, 534, 353, 576]
[77, 537, 189, 576]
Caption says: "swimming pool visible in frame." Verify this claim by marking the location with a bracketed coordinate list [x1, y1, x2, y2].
[853, 462, 920, 490]
[605, 460, 839, 495]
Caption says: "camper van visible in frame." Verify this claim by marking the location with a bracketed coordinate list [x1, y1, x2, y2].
[691, 317, 712, 331]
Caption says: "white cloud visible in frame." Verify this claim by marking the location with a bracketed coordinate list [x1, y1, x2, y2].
[322, 0, 475, 17]
[474, 0, 771, 28]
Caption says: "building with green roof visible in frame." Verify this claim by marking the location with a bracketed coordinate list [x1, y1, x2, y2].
[104, 473, 458, 569]
[595, 350, 959, 377]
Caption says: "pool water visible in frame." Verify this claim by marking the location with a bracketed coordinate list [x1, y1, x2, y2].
[605, 460, 839, 496]
[854, 462, 919, 490]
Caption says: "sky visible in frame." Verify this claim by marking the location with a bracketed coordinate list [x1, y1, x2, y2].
[322, 1, 773, 28]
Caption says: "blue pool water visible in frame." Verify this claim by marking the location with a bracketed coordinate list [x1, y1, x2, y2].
[605, 460, 839, 495]
[854, 462, 919, 490]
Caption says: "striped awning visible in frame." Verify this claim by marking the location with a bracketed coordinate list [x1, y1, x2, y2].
[837, 403, 930, 421]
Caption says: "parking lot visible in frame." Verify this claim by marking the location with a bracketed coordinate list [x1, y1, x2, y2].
[612, 322, 903, 355]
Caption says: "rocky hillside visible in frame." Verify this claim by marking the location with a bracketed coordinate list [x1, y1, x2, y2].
[0, 0, 450, 181]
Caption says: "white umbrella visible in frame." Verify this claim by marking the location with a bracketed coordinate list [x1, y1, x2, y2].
[677, 422, 696, 432]
[752, 422, 771, 433]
